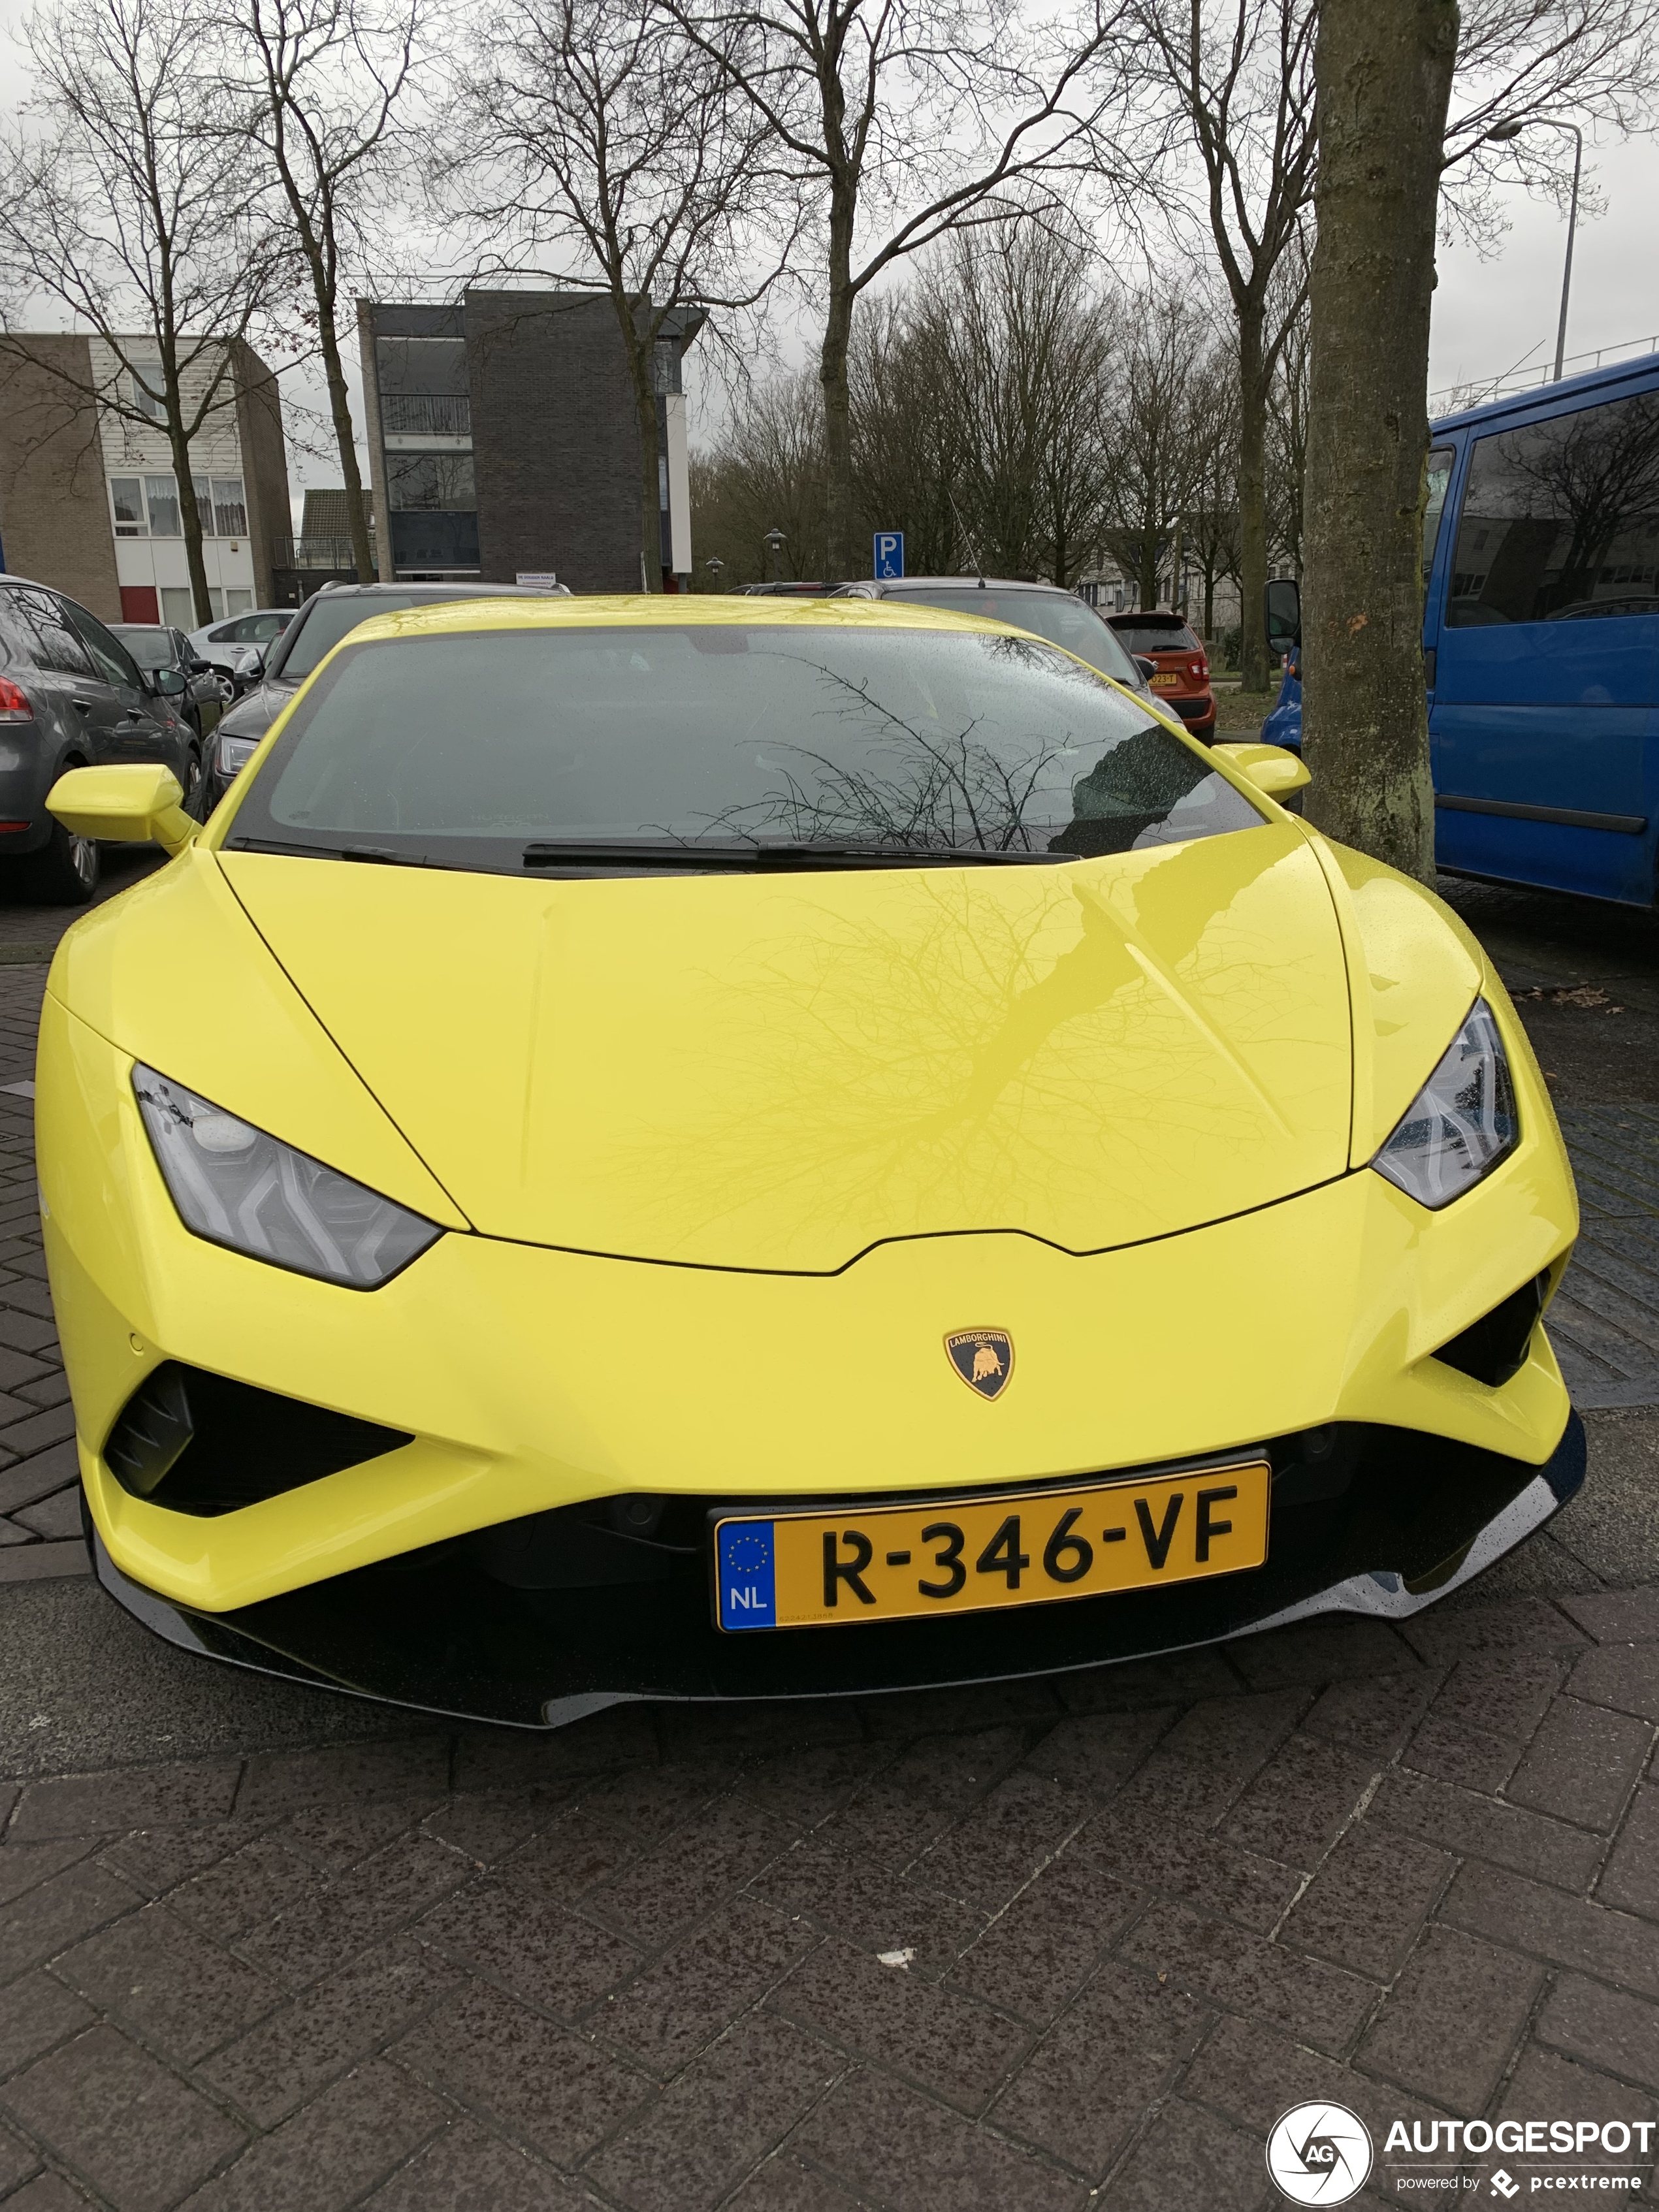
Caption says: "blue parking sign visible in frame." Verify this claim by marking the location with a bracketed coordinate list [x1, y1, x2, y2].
[873, 532, 904, 580]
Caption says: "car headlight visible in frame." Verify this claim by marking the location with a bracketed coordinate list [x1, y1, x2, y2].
[217, 735, 261, 775]
[1372, 999, 1519, 1210]
[133, 1065, 442, 1287]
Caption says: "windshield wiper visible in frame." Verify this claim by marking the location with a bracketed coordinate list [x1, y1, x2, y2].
[519, 840, 1063, 871]
[224, 835, 456, 869]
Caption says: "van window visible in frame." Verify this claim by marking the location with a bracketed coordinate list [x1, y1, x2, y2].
[1445, 389, 1659, 625]
[1423, 445, 1455, 580]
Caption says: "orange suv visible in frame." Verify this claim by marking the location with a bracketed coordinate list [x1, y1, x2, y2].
[1104, 611, 1214, 740]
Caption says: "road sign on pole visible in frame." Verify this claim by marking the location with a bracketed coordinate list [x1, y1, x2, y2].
[873, 532, 904, 581]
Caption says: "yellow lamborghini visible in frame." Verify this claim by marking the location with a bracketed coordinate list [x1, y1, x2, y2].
[38, 598, 1581, 1727]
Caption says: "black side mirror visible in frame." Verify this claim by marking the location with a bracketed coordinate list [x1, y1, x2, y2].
[157, 665, 187, 696]
[1264, 577, 1302, 650]
[1135, 656, 1157, 679]
[189, 657, 212, 675]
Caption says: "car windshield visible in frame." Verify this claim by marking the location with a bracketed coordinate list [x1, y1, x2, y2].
[1110, 620, 1202, 656]
[272, 595, 447, 681]
[880, 589, 1142, 686]
[110, 626, 176, 669]
[227, 624, 1263, 877]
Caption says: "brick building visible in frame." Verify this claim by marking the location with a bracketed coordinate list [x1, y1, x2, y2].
[0, 335, 290, 626]
[357, 291, 701, 594]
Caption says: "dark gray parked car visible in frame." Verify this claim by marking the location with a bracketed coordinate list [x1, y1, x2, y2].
[0, 575, 200, 902]
[200, 580, 559, 814]
[112, 624, 230, 743]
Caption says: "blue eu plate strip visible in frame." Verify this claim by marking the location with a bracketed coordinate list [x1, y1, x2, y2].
[717, 1520, 777, 1629]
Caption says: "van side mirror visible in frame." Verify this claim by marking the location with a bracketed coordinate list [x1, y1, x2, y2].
[1264, 577, 1302, 650]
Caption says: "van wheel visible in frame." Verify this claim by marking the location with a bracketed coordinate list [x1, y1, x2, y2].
[20, 817, 101, 905]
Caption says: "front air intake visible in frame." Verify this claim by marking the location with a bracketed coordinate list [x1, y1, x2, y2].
[1432, 1270, 1551, 1388]
[103, 1361, 413, 1516]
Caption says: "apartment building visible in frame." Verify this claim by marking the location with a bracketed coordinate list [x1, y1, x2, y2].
[0, 334, 290, 626]
[358, 291, 702, 593]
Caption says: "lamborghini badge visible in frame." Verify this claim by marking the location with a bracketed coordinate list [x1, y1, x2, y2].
[945, 1328, 1014, 1400]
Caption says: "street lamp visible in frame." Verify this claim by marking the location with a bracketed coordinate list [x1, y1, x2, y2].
[704, 556, 724, 590]
[763, 528, 786, 583]
[1485, 117, 1584, 382]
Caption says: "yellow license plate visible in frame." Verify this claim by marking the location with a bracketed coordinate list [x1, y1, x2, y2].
[713, 1462, 1270, 1631]
[1149, 671, 1181, 688]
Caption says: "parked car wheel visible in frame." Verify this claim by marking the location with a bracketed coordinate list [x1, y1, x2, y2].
[20, 814, 101, 905]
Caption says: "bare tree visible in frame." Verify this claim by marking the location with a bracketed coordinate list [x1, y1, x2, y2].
[1182, 342, 1242, 638]
[1099, 283, 1213, 610]
[1301, 0, 1456, 881]
[0, 0, 286, 622]
[1264, 243, 1310, 579]
[224, 0, 424, 583]
[663, 0, 1155, 577]
[690, 368, 828, 583]
[443, 0, 785, 590]
[1136, 0, 1316, 693]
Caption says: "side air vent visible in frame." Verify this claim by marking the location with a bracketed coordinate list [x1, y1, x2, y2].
[103, 1361, 413, 1516]
[1432, 1270, 1551, 1388]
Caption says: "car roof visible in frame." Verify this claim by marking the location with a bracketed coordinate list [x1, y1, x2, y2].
[870, 576, 1069, 595]
[1432, 348, 1659, 436]
[304, 582, 553, 600]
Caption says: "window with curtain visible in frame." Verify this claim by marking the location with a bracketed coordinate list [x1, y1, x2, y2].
[146, 476, 182, 536]
[110, 478, 146, 536]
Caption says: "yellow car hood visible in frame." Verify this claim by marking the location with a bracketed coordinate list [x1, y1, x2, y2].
[218, 821, 1353, 1272]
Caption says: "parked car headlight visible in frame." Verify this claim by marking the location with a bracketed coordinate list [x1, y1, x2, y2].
[218, 735, 261, 775]
[1371, 1000, 1519, 1209]
[133, 1065, 442, 1287]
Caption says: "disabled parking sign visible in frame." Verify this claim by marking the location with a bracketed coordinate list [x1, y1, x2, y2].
[873, 532, 904, 580]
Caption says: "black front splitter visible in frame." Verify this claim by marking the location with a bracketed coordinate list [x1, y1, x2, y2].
[92, 1414, 1586, 1731]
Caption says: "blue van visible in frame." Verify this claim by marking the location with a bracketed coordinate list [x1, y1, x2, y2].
[1261, 351, 1659, 907]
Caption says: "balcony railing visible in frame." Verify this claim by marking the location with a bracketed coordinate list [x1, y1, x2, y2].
[381, 393, 472, 438]
[272, 534, 378, 571]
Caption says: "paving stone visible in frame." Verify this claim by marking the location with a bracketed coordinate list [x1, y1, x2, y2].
[423, 1793, 565, 1867]
[0, 1402, 73, 1454]
[947, 1851, 1140, 2023]
[750, 1840, 980, 1980]
[0, 1444, 76, 1516]
[1440, 1859, 1659, 1996]
[0, 1859, 142, 1979]
[590, 1796, 796, 1946]
[731, 1741, 897, 1831]
[0, 2025, 246, 2212]
[0, 1541, 86, 1582]
[55, 1900, 282, 2062]
[97, 1821, 263, 1899]
[362, 2120, 588, 2210]
[276, 1794, 438, 1875]
[1402, 1651, 1564, 1793]
[1535, 1973, 1659, 2096]
[417, 1876, 641, 2017]
[178, 2059, 447, 2212]
[166, 1837, 319, 1943]
[393, 1978, 651, 2164]
[860, 1680, 1062, 1738]
[1180, 2011, 1443, 2146]
[0, 1347, 52, 1391]
[989, 1960, 1208, 2177]
[818, 1729, 1026, 1868]
[1055, 1648, 1240, 1712]
[1299, 1669, 1442, 1763]
[496, 1806, 637, 1903]
[1280, 1822, 1452, 1980]
[450, 1703, 658, 1791]
[1402, 1594, 1589, 1663]
[0, 1974, 97, 2081]
[597, 1895, 819, 2075]
[12, 1490, 80, 1541]
[3, 2173, 95, 2211]
[1357, 1925, 1543, 2112]
[665, 1699, 864, 1763]
[724, 2158, 863, 2212]
[1161, 1689, 1310, 1784]
[201, 1932, 464, 2128]
[769, 1933, 1030, 2115]
[1225, 1616, 1415, 1690]
[1492, 2045, 1658, 2174]
[9, 1760, 241, 1841]
[1570, 1641, 1659, 1721]
[233, 1832, 470, 1989]
[1221, 1733, 1379, 1869]
[236, 1737, 451, 1818]
[0, 2118, 39, 2194]
[587, 1761, 740, 1845]
[1077, 1808, 1300, 1936]
[916, 1770, 1093, 1907]
[790, 2066, 1087, 2212]
[0, 1840, 90, 1908]
[1097, 2097, 1270, 2211]
[1598, 1786, 1659, 1919]
[1506, 1695, 1653, 1829]
[1121, 1898, 1375, 2055]
[1560, 1588, 1659, 1644]
[1018, 1711, 1176, 1801]
[1368, 1770, 1608, 1890]
[587, 2011, 839, 2212]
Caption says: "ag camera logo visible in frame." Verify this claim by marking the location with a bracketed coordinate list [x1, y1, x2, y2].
[1267, 2102, 1374, 2204]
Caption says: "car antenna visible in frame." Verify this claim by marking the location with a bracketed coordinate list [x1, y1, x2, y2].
[948, 492, 988, 586]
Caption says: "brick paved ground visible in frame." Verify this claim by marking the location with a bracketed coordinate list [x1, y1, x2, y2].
[1, 860, 1655, 2211]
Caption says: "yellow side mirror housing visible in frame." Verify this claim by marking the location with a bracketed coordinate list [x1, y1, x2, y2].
[1213, 742, 1312, 799]
[47, 765, 196, 858]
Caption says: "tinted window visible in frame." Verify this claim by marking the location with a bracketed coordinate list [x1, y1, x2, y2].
[387, 453, 475, 510]
[0, 592, 40, 669]
[64, 601, 142, 688]
[1424, 444, 1455, 579]
[880, 589, 1142, 686]
[231, 625, 1263, 876]
[275, 593, 458, 678]
[1446, 391, 1659, 625]
[16, 591, 95, 679]
[1108, 619, 1202, 656]
[112, 626, 178, 670]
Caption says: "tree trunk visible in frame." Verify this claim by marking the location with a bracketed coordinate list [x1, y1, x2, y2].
[1136, 500, 1159, 609]
[820, 187, 856, 583]
[167, 411, 214, 626]
[315, 305, 375, 584]
[1237, 300, 1268, 691]
[1301, 0, 1457, 882]
[632, 359, 662, 592]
